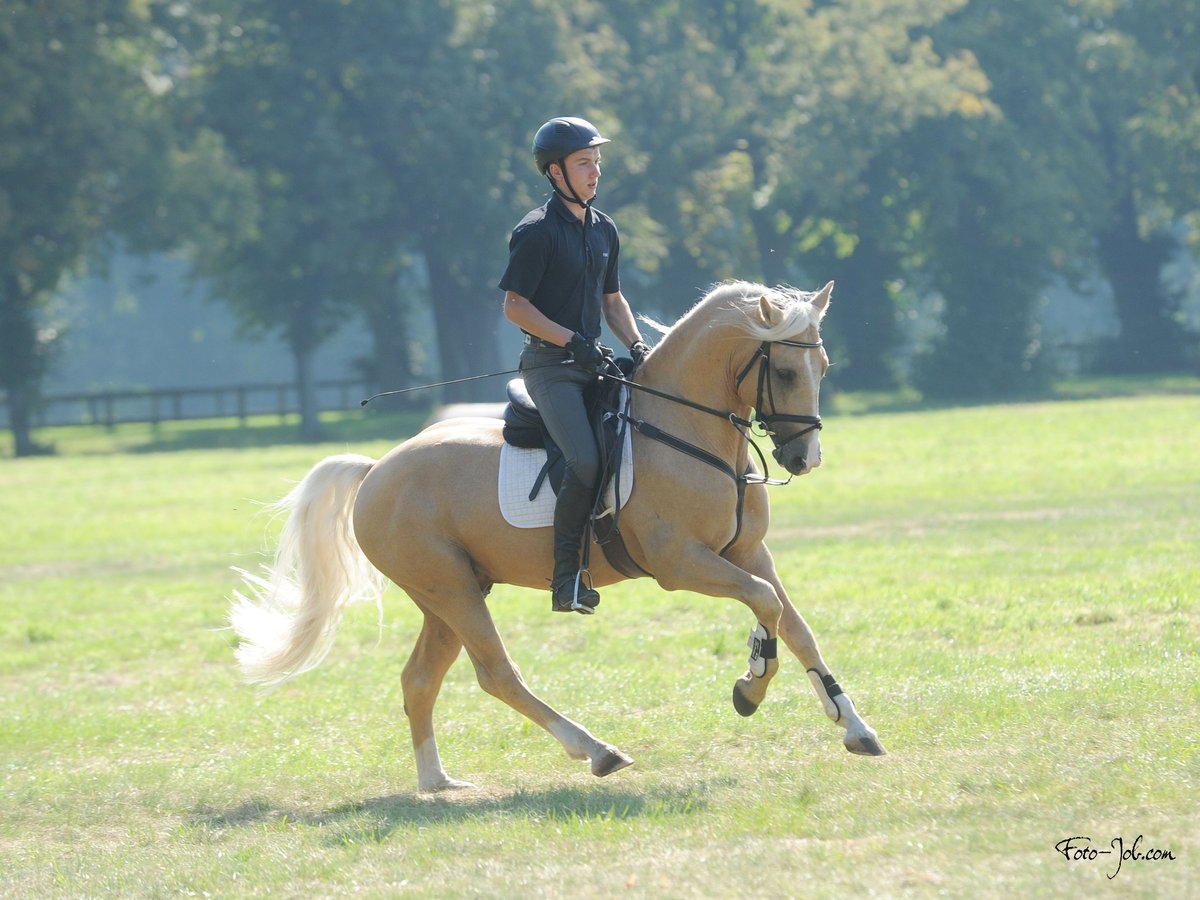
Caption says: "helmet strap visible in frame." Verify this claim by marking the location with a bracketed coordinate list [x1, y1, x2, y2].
[547, 159, 592, 212]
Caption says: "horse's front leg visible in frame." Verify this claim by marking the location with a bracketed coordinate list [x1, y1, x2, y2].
[735, 543, 887, 757]
[782, 600, 886, 756]
[653, 541, 784, 715]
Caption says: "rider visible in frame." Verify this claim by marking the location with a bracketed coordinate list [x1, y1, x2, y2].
[499, 116, 651, 615]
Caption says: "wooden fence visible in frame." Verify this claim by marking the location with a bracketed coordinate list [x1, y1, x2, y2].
[0, 380, 379, 430]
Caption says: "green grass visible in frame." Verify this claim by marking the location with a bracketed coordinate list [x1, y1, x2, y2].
[1, 384, 1197, 897]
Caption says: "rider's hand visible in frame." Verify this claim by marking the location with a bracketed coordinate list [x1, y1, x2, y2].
[630, 341, 651, 367]
[567, 332, 605, 370]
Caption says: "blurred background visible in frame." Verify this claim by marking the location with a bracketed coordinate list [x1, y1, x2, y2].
[2, 0, 1197, 454]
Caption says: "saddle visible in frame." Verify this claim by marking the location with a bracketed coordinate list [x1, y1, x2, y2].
[500, 359, 649, 579]
[501, 358, 634, 499]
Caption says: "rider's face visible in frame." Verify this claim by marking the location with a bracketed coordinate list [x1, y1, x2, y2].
[552, 148, 601, 202]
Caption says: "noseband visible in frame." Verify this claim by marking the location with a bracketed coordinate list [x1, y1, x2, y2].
[734, 339, 824, 460]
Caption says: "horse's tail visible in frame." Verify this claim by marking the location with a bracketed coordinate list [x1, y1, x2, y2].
[229, 453, 384, 686]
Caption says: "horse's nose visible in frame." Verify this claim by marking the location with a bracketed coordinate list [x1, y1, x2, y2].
[774, 439, 821, 475]
[774, 446, 810, 476]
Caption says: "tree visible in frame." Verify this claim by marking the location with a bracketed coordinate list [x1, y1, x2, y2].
[1076, 0, 1200, 372]
[0, 1, 168, 455]
[318, 0, 577, 401]
[595, 0, 993, 391]
[171, 0, 588, 412]
[164, 1, 409, 438]
[904, 0, 1110, 398]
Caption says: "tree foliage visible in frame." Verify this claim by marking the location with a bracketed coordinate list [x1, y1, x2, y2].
[1, 0, 169, 454]
[5, 0, 1199, 453]
[1077, 0, 1200, 371]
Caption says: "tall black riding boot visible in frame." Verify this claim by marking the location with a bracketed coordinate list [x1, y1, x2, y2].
[550, 472, 601, 614]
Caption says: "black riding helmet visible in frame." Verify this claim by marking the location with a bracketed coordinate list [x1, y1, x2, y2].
[532, 116, 611, 209]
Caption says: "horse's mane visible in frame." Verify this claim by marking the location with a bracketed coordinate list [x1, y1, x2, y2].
[640, 281, 825, 345]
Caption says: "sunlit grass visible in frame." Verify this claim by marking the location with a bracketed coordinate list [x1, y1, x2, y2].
[1, 385, 1197, 897]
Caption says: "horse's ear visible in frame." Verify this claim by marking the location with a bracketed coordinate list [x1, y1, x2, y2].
[812, 280, 834, 319]
[757, 294, 783, 327]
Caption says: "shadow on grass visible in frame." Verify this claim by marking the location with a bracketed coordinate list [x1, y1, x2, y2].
[193, 781, 719, 839]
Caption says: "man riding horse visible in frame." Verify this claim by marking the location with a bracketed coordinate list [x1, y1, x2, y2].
[499, 117, 650, 615]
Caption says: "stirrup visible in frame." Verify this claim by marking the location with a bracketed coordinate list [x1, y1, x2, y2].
[552, 570, 600, 615]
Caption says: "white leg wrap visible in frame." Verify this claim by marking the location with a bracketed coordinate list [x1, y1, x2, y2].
[746, 623, 776, 678]
[806, 668, 845, 723]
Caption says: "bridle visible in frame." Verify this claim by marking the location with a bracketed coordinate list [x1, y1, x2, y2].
[593, 334, 826, 564]
[600, 335, 825, 488]
[734, 338, 824, 467]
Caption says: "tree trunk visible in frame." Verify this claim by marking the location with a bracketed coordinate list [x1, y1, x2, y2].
[918, 200, 1045, 399]
[362, 288, 411, 397]
[292, 341, 322, 441]
[4, 385, 38, 457]
[0, 275, 50, 456]
[746, 144, 792, 287]
[423, 243, 503, 403]
[821, 236, 901, 390]
[1096, 187, 1185, 373]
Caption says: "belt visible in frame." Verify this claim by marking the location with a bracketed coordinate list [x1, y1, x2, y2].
[523, 334, 564, 349]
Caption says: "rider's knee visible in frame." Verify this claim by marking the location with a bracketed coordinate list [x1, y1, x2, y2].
[564, 455, 600, 490]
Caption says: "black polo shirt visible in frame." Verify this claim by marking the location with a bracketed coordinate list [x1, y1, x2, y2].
[498, 194, 621, 340]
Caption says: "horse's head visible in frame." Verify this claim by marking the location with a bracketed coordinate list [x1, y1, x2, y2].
[738, 282, 833, 477]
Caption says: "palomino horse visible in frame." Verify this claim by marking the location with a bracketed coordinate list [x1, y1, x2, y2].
[230, 280, 885, 791]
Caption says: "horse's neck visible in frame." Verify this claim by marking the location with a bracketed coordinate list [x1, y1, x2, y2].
[638, 322, 754, 459]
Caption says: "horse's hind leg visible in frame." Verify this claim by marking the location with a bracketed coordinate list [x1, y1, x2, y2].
[402, 608, 474, 792]
[403, 557, 633, 782]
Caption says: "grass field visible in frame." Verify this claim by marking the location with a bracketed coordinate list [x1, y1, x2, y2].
[1, 383, 1197, 898]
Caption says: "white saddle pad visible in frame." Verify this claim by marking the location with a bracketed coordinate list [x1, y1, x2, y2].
[498, 410, 634, 529]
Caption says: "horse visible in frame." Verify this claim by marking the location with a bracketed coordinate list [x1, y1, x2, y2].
[229, 280, 886, 791]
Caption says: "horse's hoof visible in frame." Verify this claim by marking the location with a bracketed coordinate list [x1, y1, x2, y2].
[592, 748, 634, 777]
[844, 732, 887, 757]
[420, 777, 477, 792]
[732, 683, 759, 717]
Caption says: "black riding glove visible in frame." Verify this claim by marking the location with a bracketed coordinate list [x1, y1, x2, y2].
[630, 341, 651, 367]
[567, 332, 605, 371]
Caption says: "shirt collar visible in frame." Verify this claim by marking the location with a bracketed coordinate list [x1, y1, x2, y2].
[548, 192, 595, 226]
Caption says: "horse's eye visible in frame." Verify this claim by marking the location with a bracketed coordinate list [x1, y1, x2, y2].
[774, 368, 797, 383]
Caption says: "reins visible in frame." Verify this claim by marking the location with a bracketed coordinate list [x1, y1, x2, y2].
[359, 336, 822, 490]
[596, 336, 825, 489]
